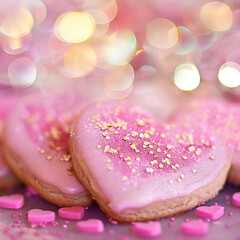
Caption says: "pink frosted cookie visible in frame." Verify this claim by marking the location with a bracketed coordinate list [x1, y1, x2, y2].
[174, 98, 240, 185]
[0, 94, 20, 189]
[3, 90, 92, 206]
[70, 102, 230, 222]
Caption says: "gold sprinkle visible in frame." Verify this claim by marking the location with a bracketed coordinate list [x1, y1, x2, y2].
[149, 150, 154, 155]
[178, 178, 182, 183]
[122, 176, 128, 180]
[127, 161, 132, 166]
[183, 156, 187, 160]
[159, 164, 163, 168]
[211, 145, 216, 150]
[209, 155, 215, 160]
[136, 157, 141, 161]
[131, 131, 138, 137]
[131, 169, 136, 173]
[107, 166, 112, 170]
[136, 119, 145, 126]
[50, 126, 61, 141]
[114, 131, 119, 134]
[157, 143, 161, 146]
[175, 134, 180, 139]
[106, 136, 110, 140]
[169, 179, 174, 184]
[192, 169, 197, 173]
[139, 133, 144, 138]
[188, 146, 196, 152]
[157, 148, 161, 152]
[181, 174, 184, 179]
[107, 158, 111, 163]
[149, 145, 153, 149]
[122, 126, 127, 130]
[178, 139, 183, 144]
[160, 133, 166, 138]
[175, 163, 180, 168]
[166, 145, 173, 150]
[144, 133, 150, 138]
[166, 154, 171, 158]
[123, 136, 130, 141]
[40, 149, 45, 154]
[47, 156, 52, 160]
[97, 145, 101, 149]
[102, 132, 108, 137]
[171, 165, 176, 169]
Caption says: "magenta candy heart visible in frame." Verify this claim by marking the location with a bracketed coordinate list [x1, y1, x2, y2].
[196, 205, 224, 220]
[76, 219, 104, 233]
[28, 209, 55, 223]
[58, 206, 84, 220]
[232, 192, 240, 206]
[0, 194, 24, 209]
[131, 221, 161, 237]
[181, 219, 208, 235]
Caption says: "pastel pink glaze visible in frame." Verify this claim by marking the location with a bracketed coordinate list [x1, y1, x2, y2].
[71, 102, 228, 212]
[175, 98, 240, 168]
[232, 192, 240, 206]
[58, 206, 84, 220]
[181, 219, 208, 234]
[196, 205, 224, 219]
[4, 89, 88, 195]
[131, 221, 161, 237]
[76, 219, 104, 233]
[0, 194, 24, 209]
[28, 209, 55, 223]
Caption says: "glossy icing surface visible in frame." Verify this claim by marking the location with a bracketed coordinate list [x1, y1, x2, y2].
[176, 98, 240, 167]
[71, 102, 228, 212]
[4, 90, 87, 195]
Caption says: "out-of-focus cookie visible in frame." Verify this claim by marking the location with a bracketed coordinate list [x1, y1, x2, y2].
[70, 102, 230, 222]
[3, 89, 92, 206]
[174, 98, 240, 185]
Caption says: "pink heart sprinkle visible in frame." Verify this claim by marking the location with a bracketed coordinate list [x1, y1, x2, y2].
[196, 205, 224, 220]
[58, 206, 84, 220]
[28, 209, 55, 223]
[232, 192, 240, 206]
[181, 219, 209, 235]
[131, 221, 161, 237]
[76, 219, 104, 233]
[0, 194, 24, 209]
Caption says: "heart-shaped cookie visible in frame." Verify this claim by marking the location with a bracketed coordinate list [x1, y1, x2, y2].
[175, 98, 240, 185]
[28, 209, 55, 223]
[0, 194, 24, 209]
[3, 88, 92, 206]
[70, 102, 230, 222]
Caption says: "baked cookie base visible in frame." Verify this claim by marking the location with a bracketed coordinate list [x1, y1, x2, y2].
[3, 144, 92, 207]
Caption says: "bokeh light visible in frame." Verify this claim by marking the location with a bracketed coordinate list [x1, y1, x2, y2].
[102, 30, 137, 65]
[0, 8, 34, 38]
[83, 0, 118, 22]
[63, 44, 96, 77]
[174, 63, 200, 91]
[8, 57, 37, 88]
[146, 18, 178, 49]
[200, 2, 233, 32]
[104, 63, 134, 99]
[218, 62, 240, 88]
[54, 11, 95, 43]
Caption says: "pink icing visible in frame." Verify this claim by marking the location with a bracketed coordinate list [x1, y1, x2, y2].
[58, 206, 84, 220]
[131, 221, 161, 237]
[28, 209, 55, 223]
[4, 90, 88, 195]
[196, 205, 224, 220]
[0, 194, 24, 209]
[71, 102, 228, 212]
[76, 219, 104, 233]
[175, 98, 240, 168]
[180, 219, 208, 234]
[232, 192, 240, 206]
